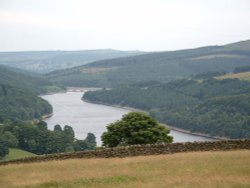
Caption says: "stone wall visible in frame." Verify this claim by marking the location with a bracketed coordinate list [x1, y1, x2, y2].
[1, 139, 249, 166]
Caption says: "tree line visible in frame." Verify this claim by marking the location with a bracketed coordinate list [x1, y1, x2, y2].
[84, 78, 250, 139]
[0, 120, 96, 158]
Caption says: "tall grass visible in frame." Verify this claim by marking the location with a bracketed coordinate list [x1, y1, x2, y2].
[0, 150, 249, 188]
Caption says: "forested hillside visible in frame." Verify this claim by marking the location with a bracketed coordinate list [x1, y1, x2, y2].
[48, 40, 250, 87]
[0, 65, 64, 94]
[0, 65, 55, 121]
[84, 79, 250, 139]
[0, 84, 52, 121]
[0, 65, 97, 158]
[0, 50, 144, 74]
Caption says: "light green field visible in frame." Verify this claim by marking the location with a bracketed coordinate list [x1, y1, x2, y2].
[3, 148, 36, 161]
[216, 71, 250, 81]
[0, 150, 249, 188]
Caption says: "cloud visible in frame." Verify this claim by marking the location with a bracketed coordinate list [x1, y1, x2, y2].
[0, 0, 250, 51]
[0, 10, 77, 30]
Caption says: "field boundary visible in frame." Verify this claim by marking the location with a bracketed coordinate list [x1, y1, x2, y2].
[1, 139, 249, 166]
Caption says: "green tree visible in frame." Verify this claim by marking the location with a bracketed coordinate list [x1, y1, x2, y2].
[65, 144, 74, 152]
[54, 124, 62, 132]
[73, 140, 89, 151]
[63, 125, 75, 144]
[2, 131, 18, 147]
[86, 133, 96, 149]
[101, 112, 173, 147]
[0, 137, 9, 158]
[37, 121, 48, 130]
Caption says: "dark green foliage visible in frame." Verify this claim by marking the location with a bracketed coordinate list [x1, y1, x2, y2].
[63, 125, 75, 143]
[73, 140, 90, 151]
[1, 131, 18, 147]
[193, 71, 226, 79]
[54, 124, 62, 132]
[84, 79, 250, 139]
[0, 65, 56, 121]
[0, 84, 52, 121]
[0, 121, 96, 155]
[234, 66, 250, 73]
[101, 112, 173, 147]
[0, 137, 9, 158]
[73, 133, 96, 151]
[85, 133, 97, 149]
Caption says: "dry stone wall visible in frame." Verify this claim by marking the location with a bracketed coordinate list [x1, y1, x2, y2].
[1, 139, 250, 165]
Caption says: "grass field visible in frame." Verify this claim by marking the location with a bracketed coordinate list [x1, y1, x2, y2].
[3, 148, 36, 161]
[0, 150, 249, 188]
[216, 71, 250, 81]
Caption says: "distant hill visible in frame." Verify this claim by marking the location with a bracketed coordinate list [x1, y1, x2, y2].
[47, 39, 250, 87]
[0, 49, 144, 74]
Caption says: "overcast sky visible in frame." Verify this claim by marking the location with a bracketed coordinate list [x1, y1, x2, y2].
[0, 0, 250, 52]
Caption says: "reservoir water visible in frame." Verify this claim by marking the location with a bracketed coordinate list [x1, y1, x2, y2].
[41, 91, 214, 145]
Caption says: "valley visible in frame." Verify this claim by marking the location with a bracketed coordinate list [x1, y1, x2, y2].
[41, 91, 214, 145]
[1, 39, 250, 160]
[1, 2, 250, 187]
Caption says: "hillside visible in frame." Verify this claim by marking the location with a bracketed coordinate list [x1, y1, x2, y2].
[0, 50, 144, 74]
[47, 40, 250, 87]
[0, 150, 249, 188]
[0, 83, 52, 121]
[84, 79, 250, 139]
[0, 65, 63, 94]
[0, 65, 53, 121]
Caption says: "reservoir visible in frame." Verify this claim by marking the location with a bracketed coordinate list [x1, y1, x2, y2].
[41, 91, 214, 145]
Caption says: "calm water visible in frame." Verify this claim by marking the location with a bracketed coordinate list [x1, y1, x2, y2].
[41, 92, 214, 145]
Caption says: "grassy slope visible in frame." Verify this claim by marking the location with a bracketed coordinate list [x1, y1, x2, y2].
[216, 71, 250, 81]
[3, 148, 36, 161]
[0, 150, 249, 188]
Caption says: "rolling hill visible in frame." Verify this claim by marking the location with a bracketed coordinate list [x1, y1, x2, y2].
[47, 40, 250, 87]
[0, 49, 144, 74]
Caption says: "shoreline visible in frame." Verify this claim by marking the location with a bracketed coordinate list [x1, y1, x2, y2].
[41, 90, 227, 141]
[82, 97, 225, 141]
[164, 124, 226, 141]
[82, 98, 148, 113]
[42, 113, 53, 120]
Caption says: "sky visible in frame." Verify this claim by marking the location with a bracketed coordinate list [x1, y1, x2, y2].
[0, 0, 250, 52]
